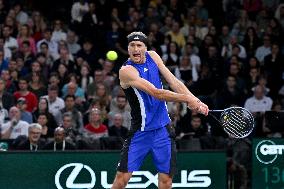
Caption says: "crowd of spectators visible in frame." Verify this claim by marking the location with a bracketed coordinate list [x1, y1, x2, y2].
[0, 0, 283, 187]
[0, 0, 282, 148]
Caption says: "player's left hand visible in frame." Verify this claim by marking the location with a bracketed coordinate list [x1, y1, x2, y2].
[197, 102, 209, 116]
[189, 99, 209, 116]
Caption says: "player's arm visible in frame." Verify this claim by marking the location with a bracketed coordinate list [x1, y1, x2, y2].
[148, 51, 208, 114]
[119, 65, 192, 103]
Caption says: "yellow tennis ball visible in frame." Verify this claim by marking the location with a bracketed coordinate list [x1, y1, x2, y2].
[106, 50, 118, 61]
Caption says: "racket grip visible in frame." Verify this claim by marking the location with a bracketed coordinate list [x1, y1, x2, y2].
[209, 110, 224, 112]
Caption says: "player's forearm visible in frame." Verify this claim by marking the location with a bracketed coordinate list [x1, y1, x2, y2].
[153, 88, 191, 103]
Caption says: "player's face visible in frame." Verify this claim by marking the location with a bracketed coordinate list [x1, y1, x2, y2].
[128, 41, 146, 63]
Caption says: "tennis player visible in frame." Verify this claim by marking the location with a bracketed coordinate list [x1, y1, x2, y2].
[111, 31, 209, 189]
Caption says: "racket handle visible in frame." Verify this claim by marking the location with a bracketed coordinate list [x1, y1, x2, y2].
[209, 110, 224, 112]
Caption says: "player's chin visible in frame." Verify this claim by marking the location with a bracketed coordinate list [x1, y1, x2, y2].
[132, 56, 142, 63]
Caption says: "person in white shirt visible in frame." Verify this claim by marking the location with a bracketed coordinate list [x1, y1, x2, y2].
[2, 25, 18, 51]
[71, 0, 89, 23]
[244, 85, 273, 113]
[66, 30, 81, 55]
[14, 3, 28, 25]
[42, 85, 65, 125]
[51, 19, 67, 43]
[0, 37, 12, 60]
[255, 35, 272, 63]
[37, 28, 58, 59]
[221, 35, 247, 59]
[1, 106, 30, 139]
[182, 43, 201, 82]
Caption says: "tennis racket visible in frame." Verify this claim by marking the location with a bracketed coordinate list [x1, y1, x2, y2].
[208, 107, 254, 138]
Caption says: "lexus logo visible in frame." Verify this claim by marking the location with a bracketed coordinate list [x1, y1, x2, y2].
[55, 163, 96, 189]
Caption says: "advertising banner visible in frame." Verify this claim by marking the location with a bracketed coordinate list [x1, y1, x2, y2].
[0, 151, 226, 189]
[252, 138, 284, 189]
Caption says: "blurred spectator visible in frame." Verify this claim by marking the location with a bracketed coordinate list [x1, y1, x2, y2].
[0, 49, 9, 74]
[244, 85, 273, 114]
[51, 19, 67, 43]
[0, 0, 7, 25]
[56, 63, 69, 89]
[221, 35, 247, 59]
[28, 71, 47, 99]
[108, 113, 128, 139]
[13, 3, 28, 25]
[263, 43, 284, 99]
[0, 37, 11, 60]
[43, 127, 76, 151]
[251, 75, 270, 95]
[76, 39, 101, 72]
[243, 0, 262, 21]
[78, 63, 93, 92]
[59, 95, 83, 134]
[66, 30, 81, 55]
[92, 82, 111, 112]
[255, 35, 271, 63]
[37, 112, 54, 139]
[43, 85, 65, 125]
[275, 3, 284, 29]
[106, 21, 122, 50]
[33, 97, 58, 131]
[0, 78, 15, 110]
[268, 18, 282, 40]
[17, 24, 36, 54]
[176, 114, 206, 139]
[109, 7, 123, 29]
[80, 1, 104, 45]
[38, 42, 55, 67]
[4, 15, 18, 37]
[231, 10, 256, 41]
[162, 41, 180, 74]
[216, 75, 246, 109]
[7, 59, 18, 76]
[0, 69, 17, 94]
[176, 55, 193, 87]
[29, 11, 47, 42]
[13, 77, 38, 112]
[48, 72, 60, 89]
[195, 0, 209, 26]
[16, 97, 32, 124]
[1, 106, 30, 139]
[62, 79, 85, 102]
[241, 27, 261, 58]
[219, 25, 231, 46]
[143, 6, 160, 29]
[37, 28, 58, 59]
[101, 60, 117, 88]
[160, 15, 173, 35]
[82, 108, 108, 139]
[15, 123, 45, 151]
[52, 47, 75, 73]
[227, 62, 246, 93]
[2, 25, 18, 52]
[108, 95, 131, 129]
[182, 43, 201, 82]
[60, 112, 77, 145]
[71, 0, 89, 24]
[20, 40, 35, 68]
[245, 67, 260, 96]
[0, 105, 8, 125]
[166, 21, 186, 48]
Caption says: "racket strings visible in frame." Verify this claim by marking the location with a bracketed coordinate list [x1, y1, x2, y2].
[221, 108, 254, 138]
